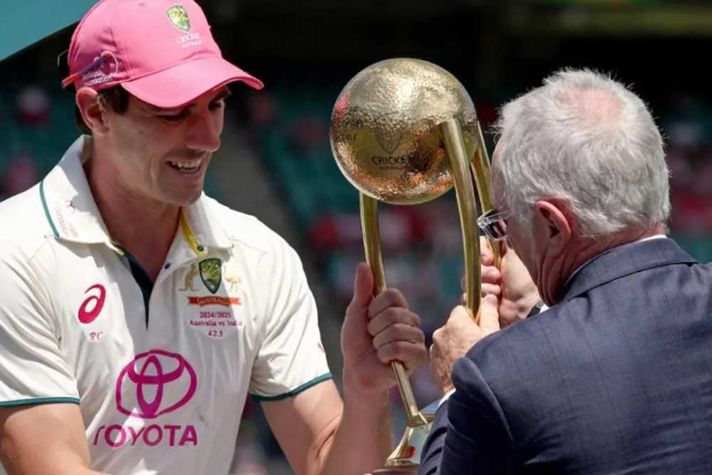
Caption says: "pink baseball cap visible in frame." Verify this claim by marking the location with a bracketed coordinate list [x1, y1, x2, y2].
[61, 0, 263, 108]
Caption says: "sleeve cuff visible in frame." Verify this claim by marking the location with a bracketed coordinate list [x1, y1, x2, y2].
[526, 300, 548, 318]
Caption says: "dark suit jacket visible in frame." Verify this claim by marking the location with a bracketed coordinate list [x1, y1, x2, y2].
[420, 238, 712, 475]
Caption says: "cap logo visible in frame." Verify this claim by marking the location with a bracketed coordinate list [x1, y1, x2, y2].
[166, 4, 191, 32]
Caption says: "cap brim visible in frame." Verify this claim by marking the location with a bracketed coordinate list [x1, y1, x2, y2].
[121, 56, 263, 108]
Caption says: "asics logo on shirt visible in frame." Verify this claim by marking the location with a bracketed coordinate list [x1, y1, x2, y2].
[77, 284, 107, 324]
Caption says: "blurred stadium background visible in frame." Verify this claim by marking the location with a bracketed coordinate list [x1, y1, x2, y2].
[1, 0, 710, 473]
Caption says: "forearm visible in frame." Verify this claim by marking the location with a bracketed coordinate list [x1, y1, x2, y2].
[0, 404, 109, 475]
[1, 452, 108, 475]
[313, 377, 392, 475]
[0, 446, 108, 475]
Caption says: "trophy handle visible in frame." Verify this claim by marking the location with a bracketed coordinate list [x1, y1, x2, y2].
[359, 193, 429, 429]
[439, 119, 481, 323]
[470, 121, 505, 268]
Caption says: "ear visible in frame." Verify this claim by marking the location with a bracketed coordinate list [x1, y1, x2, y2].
[76, 87, 109, 135]
[532, 199, 574, 253]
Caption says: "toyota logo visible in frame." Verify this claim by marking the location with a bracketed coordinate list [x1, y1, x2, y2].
[115, 350, 197, 419]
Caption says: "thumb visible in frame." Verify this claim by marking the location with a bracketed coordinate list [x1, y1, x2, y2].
[478, 294, 501, 334]
[347, 262, 374, 315]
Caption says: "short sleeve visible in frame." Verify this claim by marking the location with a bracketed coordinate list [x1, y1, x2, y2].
[249, 242, 331, 401]
[0, 243, 79, 407]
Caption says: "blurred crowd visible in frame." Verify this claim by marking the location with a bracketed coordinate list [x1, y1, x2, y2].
[0, 85, 49, 201]
[665, 95, 712, 236]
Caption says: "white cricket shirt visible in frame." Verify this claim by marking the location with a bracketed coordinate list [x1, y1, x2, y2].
[0, 137, 331, 474]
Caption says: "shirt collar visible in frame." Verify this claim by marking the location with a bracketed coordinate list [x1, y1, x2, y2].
[41, 136, 232, 254]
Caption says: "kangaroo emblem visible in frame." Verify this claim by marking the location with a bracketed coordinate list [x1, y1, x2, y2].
[224, 273, 241, 292]
[180, 263, 198, 291]
[222, 263, 241, 292]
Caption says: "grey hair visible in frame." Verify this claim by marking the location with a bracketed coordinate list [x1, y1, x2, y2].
[492, 68, 669, 237]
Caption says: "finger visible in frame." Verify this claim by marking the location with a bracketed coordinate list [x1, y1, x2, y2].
[368, 288, 408, 318]
[367, 308, 420, 337]
[463, 283, 500, 307]
[481, 265, 501, 285]
[346, 263, 374, 316]
[478, 294, 501, 334]
[376, 341, 428, 368]
[372, 324, 425, 349]
[480, 283, 501, 298]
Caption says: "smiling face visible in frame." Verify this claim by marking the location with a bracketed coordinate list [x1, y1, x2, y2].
[96, 86, 230, 207]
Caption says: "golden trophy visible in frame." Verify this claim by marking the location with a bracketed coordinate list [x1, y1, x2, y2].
[330, 58, 502, 472]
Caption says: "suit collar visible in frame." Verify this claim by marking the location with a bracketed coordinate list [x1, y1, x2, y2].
[561, 238, 697, 302]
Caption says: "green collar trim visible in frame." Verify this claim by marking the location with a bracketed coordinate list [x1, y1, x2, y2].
[40, 179, 59, 238]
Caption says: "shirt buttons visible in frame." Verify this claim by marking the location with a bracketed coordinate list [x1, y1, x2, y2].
[164, 263, 171, 270]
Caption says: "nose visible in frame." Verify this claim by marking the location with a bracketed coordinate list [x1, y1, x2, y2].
[185, 108, 222, 153]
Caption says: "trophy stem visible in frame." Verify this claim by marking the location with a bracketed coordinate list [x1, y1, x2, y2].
[470, 121, 504, 267]
[359, 193, 429, 428]
[470, 121, 495, 216]
[360, 194, 387, 295]
[439, 119, 481, 323]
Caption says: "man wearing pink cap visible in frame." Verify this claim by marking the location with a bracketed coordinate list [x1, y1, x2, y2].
[0, 1, 427, 474]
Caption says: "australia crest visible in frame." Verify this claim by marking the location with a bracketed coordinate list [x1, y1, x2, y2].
[198, 258, 222, 294]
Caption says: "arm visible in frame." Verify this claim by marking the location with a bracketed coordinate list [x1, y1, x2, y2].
[263, 378, 391, 475]
[418, 400, 450, 475]
[421, 296, 511, 473]
[430, 296, 500, 395]
[421, 343, 517, 475]
[0, 247, 103, 474]
[437, 357, 515, 475]
[0, 404, 106, 475]
[263, 263, 426, 475]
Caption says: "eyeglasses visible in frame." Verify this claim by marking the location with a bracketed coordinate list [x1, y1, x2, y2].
[476, 208, 509, 241]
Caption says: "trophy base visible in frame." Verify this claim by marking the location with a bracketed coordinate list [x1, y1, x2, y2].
[374, 410, 434, 474]
[372, 467, 418, 474]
